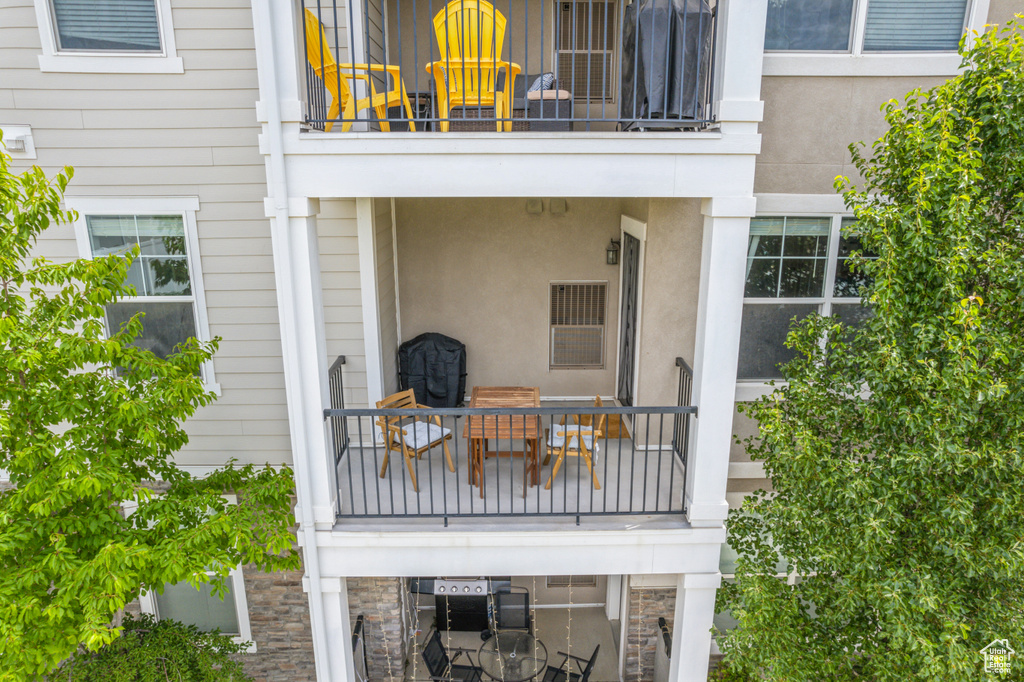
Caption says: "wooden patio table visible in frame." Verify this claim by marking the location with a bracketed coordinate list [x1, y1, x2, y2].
[463, 386, 542, 498]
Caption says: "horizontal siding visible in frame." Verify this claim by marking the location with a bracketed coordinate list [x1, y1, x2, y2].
[318, 199, 370, 408]
[0, 0, 292, 469]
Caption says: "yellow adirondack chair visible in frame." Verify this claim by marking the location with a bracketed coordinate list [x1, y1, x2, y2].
[426, 0, 521, 132]
[303, 9, 415, 132]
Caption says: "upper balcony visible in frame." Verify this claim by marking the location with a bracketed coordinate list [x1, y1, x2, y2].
[299, 0, 717, 135]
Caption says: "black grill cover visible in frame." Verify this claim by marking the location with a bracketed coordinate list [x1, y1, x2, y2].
[398, 333, 467, 408]
[620, 0, 713, 124]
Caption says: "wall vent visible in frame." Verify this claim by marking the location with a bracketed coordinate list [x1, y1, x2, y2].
[550, 282, 606, 369]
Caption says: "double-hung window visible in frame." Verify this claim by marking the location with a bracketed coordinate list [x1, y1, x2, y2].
[762, 0, 986, 77]
[738, 214, 875, 381]
[137, 567, 254, 649]
[68, 197, 218, 389]
[33, 0, 183, 73]
[765, 0, 972, 53]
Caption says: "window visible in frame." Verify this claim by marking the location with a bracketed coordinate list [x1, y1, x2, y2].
[32, 0, 182, 73]
[765, 0, 972, 54]
[550, 282, 607, 369]
[738, 215, 875, 381]
[765, 0, 856, 52]
[140, 567, 255, 650]
[67, 197, 218, 390]
[51, 0, 161, 52]
[556, 1, 615, 100]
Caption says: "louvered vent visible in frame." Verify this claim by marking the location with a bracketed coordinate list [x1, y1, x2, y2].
[556, 1, 615, 100]
[550, 282, 606, 368]
[547, 575, 599, 588]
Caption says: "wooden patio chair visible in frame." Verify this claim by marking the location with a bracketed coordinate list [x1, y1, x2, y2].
[376, 389, 455, 492]
[544, 396, 605, 490]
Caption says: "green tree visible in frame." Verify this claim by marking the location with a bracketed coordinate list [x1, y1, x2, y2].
[54, 614, 253, 682]
[718, 21, 1024, 681]
[0, 141, 298, 680]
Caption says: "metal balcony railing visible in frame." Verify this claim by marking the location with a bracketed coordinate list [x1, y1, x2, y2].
[300, 0, 717, 133]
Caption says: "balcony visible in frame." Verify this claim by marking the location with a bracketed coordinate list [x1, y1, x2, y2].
[300, 0, 717, 134]
[325, 357, 693, 524]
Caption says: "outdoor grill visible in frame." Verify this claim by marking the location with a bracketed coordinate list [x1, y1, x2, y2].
[432, 577, 511, 631]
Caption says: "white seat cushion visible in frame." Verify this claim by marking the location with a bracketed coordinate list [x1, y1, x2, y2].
[379, 420, 450, 448]
[547, 425, 600, 454]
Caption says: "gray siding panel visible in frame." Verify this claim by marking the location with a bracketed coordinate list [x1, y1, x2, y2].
[318, 199, 370, 408]
[0, 0, 291, 468]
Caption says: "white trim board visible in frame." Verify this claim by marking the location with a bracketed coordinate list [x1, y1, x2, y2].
[355, 198, 385, 405]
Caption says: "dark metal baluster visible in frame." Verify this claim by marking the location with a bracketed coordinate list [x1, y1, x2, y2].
[341, 0, 358, 127]
[585, 0, 593, 131]
[631, 0, 640, 123]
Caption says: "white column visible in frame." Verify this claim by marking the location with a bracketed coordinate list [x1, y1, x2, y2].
[267, 199, 338, 526]
[669, 573, 722, 682]
[320, 578, 357, 682]
[267, 200, 338, 682]
[686, 197, 755, 526]
[713, 0, 769, 134]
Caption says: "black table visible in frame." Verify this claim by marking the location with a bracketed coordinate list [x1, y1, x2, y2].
[478, 631, 548, 682]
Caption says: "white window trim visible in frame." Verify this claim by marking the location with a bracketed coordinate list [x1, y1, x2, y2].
[65, 196, 220, 394]
[762, 0, 990, 77]
[32, 0, 184, 74]
[738, 194, 872, 395]
[137, 565, 255, 653]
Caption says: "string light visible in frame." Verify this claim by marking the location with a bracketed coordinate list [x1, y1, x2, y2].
[409, 579, 418, 682]
[636, 581, 644, 682]
[565, 575, 573, 676]
[372, 578, 395, 682]
[532, 575, 539, 648]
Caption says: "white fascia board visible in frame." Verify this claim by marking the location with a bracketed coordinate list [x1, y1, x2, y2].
[283, 152, 757, 199]
[755, 193, 848, 215]
[316, 527, 726, 577]
[762, 53, 964, 77]
[284, 131, 760, 156]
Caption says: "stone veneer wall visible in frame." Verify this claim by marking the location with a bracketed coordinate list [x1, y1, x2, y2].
[348, 577, 410, 682]
[241, 566, 317, 682]
[624, 587, 676, 682]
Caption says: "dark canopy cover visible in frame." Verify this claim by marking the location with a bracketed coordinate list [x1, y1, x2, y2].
[398, 333, 467, 408]
[620, 0, 714, 123]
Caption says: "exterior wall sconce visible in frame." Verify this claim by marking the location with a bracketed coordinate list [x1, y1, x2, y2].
[606, 239, 620, 265]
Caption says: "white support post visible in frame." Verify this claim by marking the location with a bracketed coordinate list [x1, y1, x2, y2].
[712, 0, 769, 132]
[669, 573, 722, 682]
[267, 199, 338, 681]
[320, 578, 357, 682]
[686, 197, 756, 526]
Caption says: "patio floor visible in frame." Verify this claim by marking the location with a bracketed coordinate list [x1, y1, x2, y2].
[335, 433, 686, 520]
[405, 606, 620, 682]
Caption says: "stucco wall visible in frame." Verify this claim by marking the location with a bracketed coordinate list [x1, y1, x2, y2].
[755, 4, 1021, 196]
[394, 197, 624, 397]
[634, 198, 702, 408]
